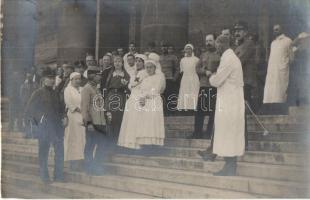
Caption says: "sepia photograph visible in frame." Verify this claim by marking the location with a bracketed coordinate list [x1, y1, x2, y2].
[1, 0, 310, 198]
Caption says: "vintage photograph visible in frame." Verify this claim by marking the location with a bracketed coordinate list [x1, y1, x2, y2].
[1, 0, 310, 198]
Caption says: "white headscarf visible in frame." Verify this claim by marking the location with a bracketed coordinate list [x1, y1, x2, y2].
[147, 52, 162, 73]
[70, 72, 81, 80]
[135, 54, 147, 62]
[65, 72, 82, 95]
[145, 59, 157, 68]
[184, 43, 195, 57]
[145, 58, 166, 94]
[148, 52, 160, 62]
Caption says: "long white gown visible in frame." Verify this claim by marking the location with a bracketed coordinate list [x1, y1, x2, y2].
[64, 84, 86, 161]
[263, 34, 292, 103]
[210, 49, 245, 157]
[117, 70, 149, 149]
[177, 56, 200, 110]
[118, 72, 165, 149]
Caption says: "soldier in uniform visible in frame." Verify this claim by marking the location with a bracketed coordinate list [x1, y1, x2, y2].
[233, 21, 257, 149]
[25, 68, 64, 183]
[191, 34, 220, 140]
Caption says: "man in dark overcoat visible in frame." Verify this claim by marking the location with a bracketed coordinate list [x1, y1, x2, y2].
[25, 68, 64, 183]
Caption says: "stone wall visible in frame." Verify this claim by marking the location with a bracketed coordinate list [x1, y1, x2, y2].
[57, 0, 96, 65]
[188, 0, 260, 49]
[34, 0, 59, 66]
[188, 0, 310, 51]
[139, 0, 188, 52]
[98, 0, 130, 57]
[2, 0, 37, 95]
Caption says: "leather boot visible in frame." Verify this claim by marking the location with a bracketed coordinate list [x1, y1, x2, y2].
[213, 157, 237, 176]
[197, 149, 217, 161]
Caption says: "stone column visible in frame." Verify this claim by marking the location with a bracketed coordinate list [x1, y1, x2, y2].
[258, 0, 270, 62]
[57, 0, 96, 65]
[139, 0, 188, 51]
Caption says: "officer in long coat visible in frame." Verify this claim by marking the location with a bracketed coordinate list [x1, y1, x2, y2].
[233, 21, 257, 149]
[25, 68, 64, 183]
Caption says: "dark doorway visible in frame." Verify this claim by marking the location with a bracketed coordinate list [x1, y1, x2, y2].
[98, 0, 131, 57]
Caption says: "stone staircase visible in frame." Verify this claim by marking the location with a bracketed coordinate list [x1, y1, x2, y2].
[1, 106, 310, 198]
[1, 97, 10, 130]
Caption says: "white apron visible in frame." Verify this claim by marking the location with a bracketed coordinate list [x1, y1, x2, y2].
[64, 85, 86, 161]
[263, 34, 292, 103]
[118, 72, 165, 149]
[177, 56, 200, 110]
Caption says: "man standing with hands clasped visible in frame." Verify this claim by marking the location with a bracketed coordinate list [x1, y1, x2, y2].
[190, 34, 220, 140]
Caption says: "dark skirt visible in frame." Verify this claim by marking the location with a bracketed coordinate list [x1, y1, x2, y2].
[106, 89, 128, 138]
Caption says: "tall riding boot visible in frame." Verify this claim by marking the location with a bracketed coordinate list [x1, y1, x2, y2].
[213, 156, 237, 176]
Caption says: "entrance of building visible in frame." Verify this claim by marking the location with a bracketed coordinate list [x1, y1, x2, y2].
[98, 0, 131, 56]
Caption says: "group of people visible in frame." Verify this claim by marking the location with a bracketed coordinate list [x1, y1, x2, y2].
[18, 19, 310, 182]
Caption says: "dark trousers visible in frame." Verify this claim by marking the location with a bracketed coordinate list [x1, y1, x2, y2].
[84, 126, 106, 171]
[38, 137, 64, 180]
[193, 87, 216, 139]
[163, 79, 178, 115]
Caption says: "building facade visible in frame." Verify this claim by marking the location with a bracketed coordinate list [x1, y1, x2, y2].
[1, 0, 309, 91]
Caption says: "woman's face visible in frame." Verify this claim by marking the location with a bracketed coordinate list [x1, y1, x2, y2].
[145, 62, 156, 75]
[136, 58, 144, 70]
[102, 56, 111, 67]
[185, 47, 193, 56]
[71, 75, 81, 88]
[114, 58, 123, 70]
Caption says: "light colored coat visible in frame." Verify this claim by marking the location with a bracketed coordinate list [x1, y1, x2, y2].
[210, 49, 245, 157]
[81, 82, 106, 126]
[64, 84, 86, 161]
[264, 34, 292, 103]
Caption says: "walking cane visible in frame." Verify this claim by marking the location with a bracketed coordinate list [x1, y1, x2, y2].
[245, 101, 269, 136]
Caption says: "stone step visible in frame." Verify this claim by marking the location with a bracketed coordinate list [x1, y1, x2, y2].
[2, 168, 152, 199]
[3, 129, 309, 143]
[2, 150, 73, 169]
[289, 106, 310, 117]
[110, 154, 308, 183]
[164, 138, 308, 153]
[161, 146, 307, 166]
[165, 115, 307, 124]
[2, 160, 260, 198]
[103, 162, 309, 198]
[3, 135, 308, 154]
[2, 143, 307, 166]
[2, 183, 64, 199]
[165, 123, 308, 132]
[166, 130, 309, 142]
[4, 149, 307, 183]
